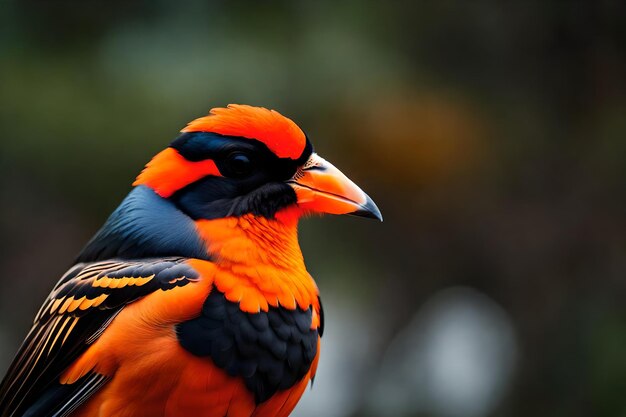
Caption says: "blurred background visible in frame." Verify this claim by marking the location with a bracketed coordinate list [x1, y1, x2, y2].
[1, 1, 625, 416]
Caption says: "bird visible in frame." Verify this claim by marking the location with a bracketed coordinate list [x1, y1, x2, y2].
[0, 104, 382, 417]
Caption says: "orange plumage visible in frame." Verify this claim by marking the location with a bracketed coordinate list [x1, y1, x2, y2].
[0, 104, 381, 417]
[182, 104, 307, 159]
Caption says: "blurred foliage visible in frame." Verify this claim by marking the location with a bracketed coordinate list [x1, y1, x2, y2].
[1, 1, 625, 417]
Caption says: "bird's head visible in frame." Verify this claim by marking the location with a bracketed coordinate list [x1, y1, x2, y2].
[133, 104, 382, 224]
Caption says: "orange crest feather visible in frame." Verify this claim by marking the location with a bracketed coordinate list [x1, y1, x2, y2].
[182, 104, 306, 160]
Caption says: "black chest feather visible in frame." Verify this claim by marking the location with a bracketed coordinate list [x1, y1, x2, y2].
[175, 291, 318, 403]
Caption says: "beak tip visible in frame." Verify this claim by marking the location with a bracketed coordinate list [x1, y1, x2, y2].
[351, 195, 383, 222]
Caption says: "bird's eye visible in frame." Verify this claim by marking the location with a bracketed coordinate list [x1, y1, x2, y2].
[224, 152, 255, 178]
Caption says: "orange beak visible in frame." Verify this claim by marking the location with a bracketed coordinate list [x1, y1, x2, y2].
[287, 153, 383, 221]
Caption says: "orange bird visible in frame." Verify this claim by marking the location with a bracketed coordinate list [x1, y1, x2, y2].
[0, 104, 381, 417]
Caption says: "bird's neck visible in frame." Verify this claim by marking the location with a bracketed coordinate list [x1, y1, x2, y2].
[195, 210, 319, 312]
[195, 213, 303, 269]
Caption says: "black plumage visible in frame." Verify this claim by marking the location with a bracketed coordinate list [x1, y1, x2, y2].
[176, 290, 319, 403]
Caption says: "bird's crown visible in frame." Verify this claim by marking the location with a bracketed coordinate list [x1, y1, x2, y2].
[182, 104, 307, 160]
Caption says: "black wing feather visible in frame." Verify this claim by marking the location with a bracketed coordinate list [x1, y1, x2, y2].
[0, 258, 198, 417]
[22, 373, 110, 417]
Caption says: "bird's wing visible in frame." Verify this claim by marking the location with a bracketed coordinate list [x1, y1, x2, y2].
[0, 258, 199, 417]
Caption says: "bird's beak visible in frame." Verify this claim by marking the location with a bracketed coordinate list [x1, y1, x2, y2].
[287, 153, 383, 221]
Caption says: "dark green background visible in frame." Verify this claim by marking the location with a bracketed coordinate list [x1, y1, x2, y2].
[1, 2, 625, 417]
